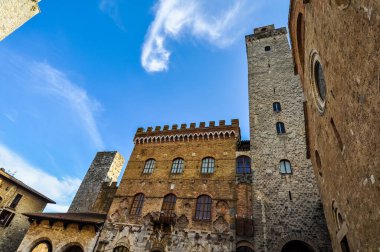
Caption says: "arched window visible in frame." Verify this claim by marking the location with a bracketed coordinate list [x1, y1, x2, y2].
[236, 156, 251, 174]
[31, 240, 52, 252]
[63, 245, 83, 252]
[280, 160, 292, 174]
[273, 102, 281, 112]
[143, 159, 155, 174]
[113, 246, 129, 252]
[195, 195, 212, 220]
[130, 193, 145, 215]
[171, 158, 184, 174]
[201, 157, 215, 174]
[276, 122, 286, 134]
[161, 194, 176, 214]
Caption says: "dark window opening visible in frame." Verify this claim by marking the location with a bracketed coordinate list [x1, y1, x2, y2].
[237, 246, 254, 252]
[296, 13, 305, 71]
[276, 122, 286, 134]
[63, 245, 83, 252]
[273, 102, 281, 112]
[340, 236, 350, 252]
[171, 158, 184, 174]
[265, 46, 271, 51]
[280, 160, 292, 174]
[0, 209, 15, 227]
[303, 101, 311, 159]
[161, 194, 176, 214]
[281, 240, 314, 252]
[113, 246, 129, 252]
[143, 159, 156, 174]
[236, 156, 251, 174]
[130, 193, 145, 216]
[288, 191, 292, 201]
[315, 150, 322, 176]
[9, 194, 22, 209]
[195, 195, 212, 220]
[314, 61, 327, 100]
[201, 157, 215, 174]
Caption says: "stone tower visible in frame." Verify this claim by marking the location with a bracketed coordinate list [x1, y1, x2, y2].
[246, 25, 331, 251]
[68, 151, 124, 213]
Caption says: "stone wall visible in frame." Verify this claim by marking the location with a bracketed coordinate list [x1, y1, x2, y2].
[0, 0, 40, 41]
[246, 25, 331, 252]
[68, 151, 124, 213]
[0, 177, 48, 252]
[96, 122, 240, 252]
[17, 220, 98, 252]
[289, 0, 380, 250]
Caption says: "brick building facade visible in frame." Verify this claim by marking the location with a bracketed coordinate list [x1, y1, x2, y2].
[289, 1, 380, 251]
[0, 168, 55, 252]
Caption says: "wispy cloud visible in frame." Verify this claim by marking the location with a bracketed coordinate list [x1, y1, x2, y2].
[30, 62, 105, 149]
[141, 0, 257, 72]
[0, 144, 81, 212]
[99, 0, 126, 31]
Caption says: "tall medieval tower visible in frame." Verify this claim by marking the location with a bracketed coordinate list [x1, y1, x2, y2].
[68, 151, 124, 213]
[246, 25, 331, 251]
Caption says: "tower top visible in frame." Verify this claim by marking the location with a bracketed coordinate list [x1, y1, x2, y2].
[246, 24, 287, 41]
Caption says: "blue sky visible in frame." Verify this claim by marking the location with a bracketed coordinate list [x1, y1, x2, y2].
[0, 0, 290, 211]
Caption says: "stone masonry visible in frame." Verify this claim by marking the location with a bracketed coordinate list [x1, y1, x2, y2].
[289, 0, 380, 250]
[68, 151, 124, 213]
[0, 0, 41, 41]
[246, 25, 331, 251]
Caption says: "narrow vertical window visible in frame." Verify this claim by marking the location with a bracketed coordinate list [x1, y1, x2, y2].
[171, 158, 184, 174]
[9, 194, 22, 209]
[195, 195, 212, 220]
[276, 122, 286, 134]
[143, 159, 155, 174]
[130, 193, 145, 215]
[236, 156, 251, 174]
[280, 160, 292, 174]
[273, 102, 281, 112]
[201, 157, 215, 174]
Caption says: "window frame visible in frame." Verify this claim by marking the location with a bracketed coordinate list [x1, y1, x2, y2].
[0, 209, 15, 227]
[161, 194, 177, 214]
[113, 246, 129, 252]
[143, 159, 156, 174]
[194, 195, 212, 221]
[276, 122, 286, 134]
[129, 193, 145, 216]
[236, 156, 251, 174]
[9, 193, 22, 209]
[201, 157, 215, 174]
[170, 158, 184, 174]
[280, 160, 292, 174]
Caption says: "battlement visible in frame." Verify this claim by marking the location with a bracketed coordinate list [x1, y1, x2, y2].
[134, 119, 240, 144]
[245, 24, 287, 41]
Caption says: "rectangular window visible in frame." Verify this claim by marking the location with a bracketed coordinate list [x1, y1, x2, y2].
[9, 194, 22, 209]
[0, 209, 15, 227]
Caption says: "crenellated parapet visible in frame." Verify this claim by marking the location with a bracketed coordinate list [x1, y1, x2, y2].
[134, 119, 240, 144]
[245, 24, 287, 42]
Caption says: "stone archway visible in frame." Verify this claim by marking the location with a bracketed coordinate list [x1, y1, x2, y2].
[281, 240, 314, 252]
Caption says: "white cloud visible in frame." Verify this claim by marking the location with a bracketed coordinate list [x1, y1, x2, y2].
[0, 144, 81, 212]
[99, 0, 126, 31]
[141, 0, 256, 72]
[30, 62, 105, 149]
